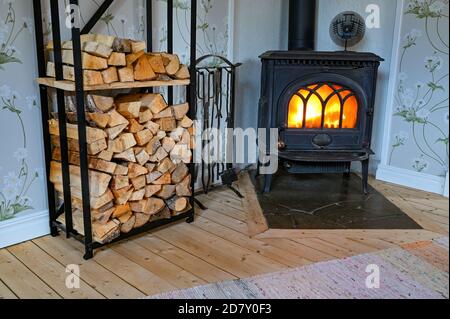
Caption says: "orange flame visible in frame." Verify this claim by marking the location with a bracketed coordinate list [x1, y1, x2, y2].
[288, 84, 358, 129]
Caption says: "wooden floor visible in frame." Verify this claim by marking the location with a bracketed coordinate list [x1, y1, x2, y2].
[0, 177, 448, 299]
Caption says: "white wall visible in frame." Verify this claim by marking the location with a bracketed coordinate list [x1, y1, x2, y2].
[233, 0, 288, 133]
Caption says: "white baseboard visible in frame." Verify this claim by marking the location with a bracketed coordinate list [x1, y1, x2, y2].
[0, 210, 50, 249]
[376, 164, 446, 195]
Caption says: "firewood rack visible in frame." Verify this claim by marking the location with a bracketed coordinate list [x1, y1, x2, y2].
[33, 0, 197, 260]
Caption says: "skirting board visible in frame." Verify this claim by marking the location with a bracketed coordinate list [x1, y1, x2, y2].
[376, 164, 446, 195]
[0, 210, 49, 249]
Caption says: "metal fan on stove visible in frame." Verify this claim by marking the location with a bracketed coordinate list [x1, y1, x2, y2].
[330, 11, 366, 50]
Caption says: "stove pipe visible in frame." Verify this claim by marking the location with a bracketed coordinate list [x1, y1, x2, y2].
[288, 0, 316, 51]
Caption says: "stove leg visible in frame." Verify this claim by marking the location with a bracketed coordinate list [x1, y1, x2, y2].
[263, 174, 273, 193]
[361, 159, 369, 195]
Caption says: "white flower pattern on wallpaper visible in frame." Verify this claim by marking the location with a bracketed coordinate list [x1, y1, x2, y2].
[0, 1, 32, 70]
[0, 85, 39, 221]
[391, 0, 449, 175]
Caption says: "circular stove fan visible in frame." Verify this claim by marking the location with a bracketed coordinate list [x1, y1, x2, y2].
[330, 11, 366, 50]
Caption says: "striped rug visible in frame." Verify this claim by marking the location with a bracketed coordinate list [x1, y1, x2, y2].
[149, 238, 449, 299]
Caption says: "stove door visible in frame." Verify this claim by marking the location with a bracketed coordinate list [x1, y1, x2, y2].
[278, 73, 369, 151]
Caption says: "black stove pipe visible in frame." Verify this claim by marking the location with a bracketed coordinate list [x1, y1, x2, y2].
[288, 0, 316, 50]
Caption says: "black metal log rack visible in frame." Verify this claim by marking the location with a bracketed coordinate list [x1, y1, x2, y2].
[32, 0, 197, 260]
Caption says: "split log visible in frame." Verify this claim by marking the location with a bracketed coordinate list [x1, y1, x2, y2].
[101, 67, 119, 84]
[88, 95, 114, 113]
[176, 175, 192, 197]
[108, 110, 129, 127]
[111, 175, 129, 190]
[107, 52, 126, 66]
[114, 164, 129, 176]
[126, 50, 145, 67]
[62, 51, 108, 70]
[87, 112, 110, 129]
[98, 149, 114, 162]
[52, 148, 116, 174]
[130, 189, 146, 202]
[150, 207, 172, 222]
[152, 172, 171, 185]
[170, 127, 185, 143]
[170, 144, 192, 164]
[145, 185, 162, 198]
[106, 123, 128, 140]
[92, 207, 115, 225]
[144, 198, 166, 215]
[146, 136, 162, 155]
[93, 220, 120, 244]
[113, 186, 133, 205]
[117, 101, 142, 119]
[112, 38, 132, 53]
[50, 161, 111, 198]
[134, 55, 156, 81]
[136, 149, 150, 166]
[156, 185, 176, 200]
[171, 163, 189, 184]
[82, 41, 113, 58]
[153, 107, 173, 119]
[180, 115, 194, 128]
[146, 171, 162, 184]
[49, 119, 107, 144]
[150, 147, 169, 162]
[156, 118, 177, 132]
[162, 53, 180, 75]
[127, 119, 145, 134]
[145, 121, 160, 135]
[118, 211, 133, 224]
[131, 175, 146, 190]
[120, 214, 136, 233]
[175, 65, 190, 80]
[118, 67, 135, 82]
[135, 129, 153, 146]
[147, 94, 168, 114]
[157, 158, 176, 174]
[146, 163, 156, 173]
[128, 163, 148, 179]
[167, 197, 189, 212]
[112, 204, 131, 218]
[131, 41, 146, 53]
[131, 198, 165, 215]
[139, 109, 153, 124]
[112, 133, 137, 153]
[147, 54, 166, 73]
[162, 137, 176, 153]
[133, 213, 150, 229]
[114, 149, 136, 163]
[172, 103, 189, 120]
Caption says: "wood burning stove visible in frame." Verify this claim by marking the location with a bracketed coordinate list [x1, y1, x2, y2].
[258, 50, 383, 194]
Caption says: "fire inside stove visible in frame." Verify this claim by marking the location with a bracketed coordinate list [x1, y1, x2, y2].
[288, 83, 359, 129]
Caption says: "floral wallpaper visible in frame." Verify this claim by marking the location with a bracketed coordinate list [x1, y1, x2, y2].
[0, 0, 228, 225]
[389, 0, 449, 177]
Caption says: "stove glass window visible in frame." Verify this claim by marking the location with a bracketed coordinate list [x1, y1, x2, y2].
[288, 83, 358, 129]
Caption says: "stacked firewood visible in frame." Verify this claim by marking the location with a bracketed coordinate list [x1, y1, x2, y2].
[49, 93, 194, 244]
[45, 33, 189, 85]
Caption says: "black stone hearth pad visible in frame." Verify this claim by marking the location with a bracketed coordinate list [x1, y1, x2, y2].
[251, 171, 422, 230]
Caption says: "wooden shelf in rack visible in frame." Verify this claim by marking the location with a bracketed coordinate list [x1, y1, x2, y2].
[36, 77, 190, 91]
